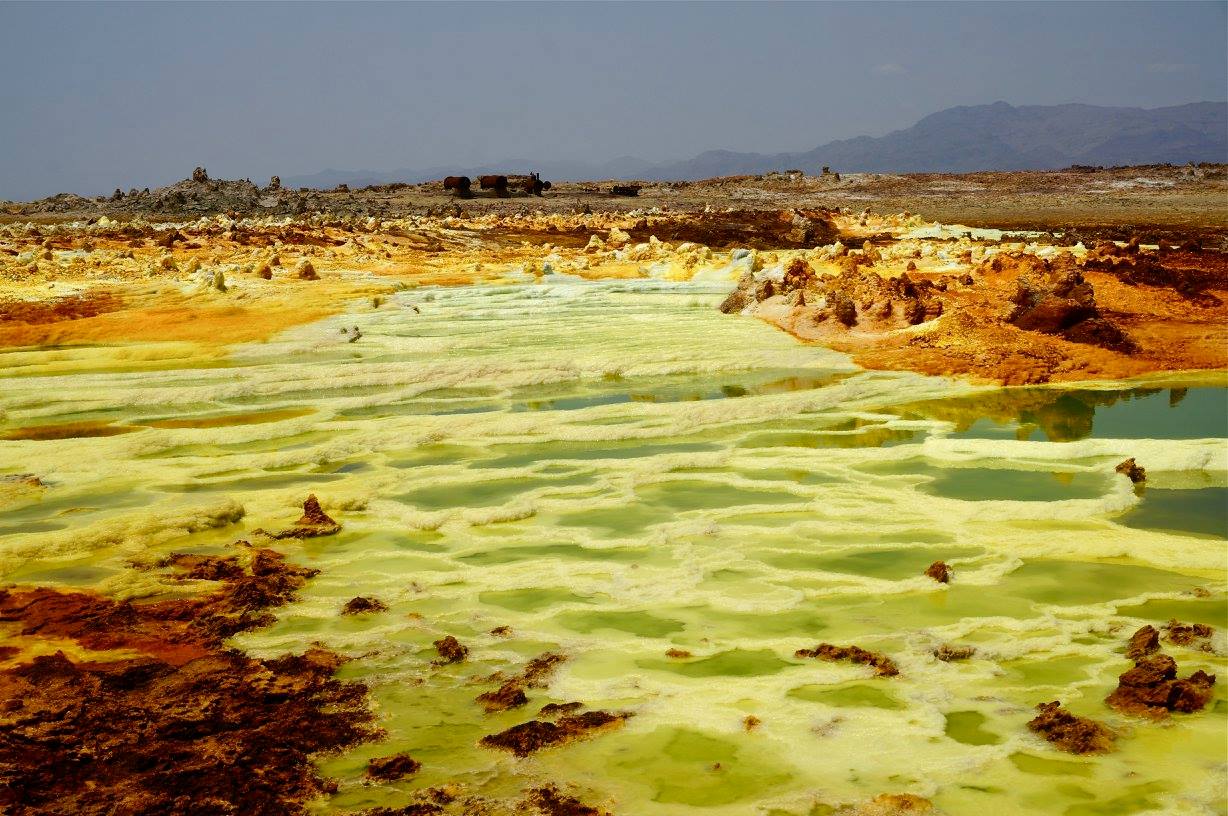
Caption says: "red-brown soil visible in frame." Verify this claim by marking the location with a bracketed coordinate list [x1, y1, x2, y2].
[0, 547, 379, 815]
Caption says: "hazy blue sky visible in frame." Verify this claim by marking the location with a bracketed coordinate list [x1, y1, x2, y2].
[1, 1, 1225, 200]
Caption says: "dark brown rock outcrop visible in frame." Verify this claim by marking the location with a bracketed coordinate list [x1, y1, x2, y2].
[1115, 458, 1146, 483]
[433, 635, 468, 664]
[366, 753, 421, 782]
[933, 644, 975, 662]
[476, 680, 529, 713]
[1086, 243, 1223, 306]
[1163, 619, 1215, 651]
[795, 643, 899, 677]
[1007, 265, 1133, 352]
[270, 494, 340, 539]
[528, 785, 609, 816]
[342, 596, 388, 615]
[479, 710, 631, 757]
[1105, 653, 1216, 718]
[718, 273, 754, 314]
[0, 547, 376, 815]
[1125, 625, 1160, 660]
[1027, 701, 1115, 754]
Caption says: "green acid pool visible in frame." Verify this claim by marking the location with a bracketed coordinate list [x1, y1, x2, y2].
[1, 279, 1224, 815]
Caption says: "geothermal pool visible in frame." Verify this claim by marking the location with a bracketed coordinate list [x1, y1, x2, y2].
[1, 279, 1225, 814]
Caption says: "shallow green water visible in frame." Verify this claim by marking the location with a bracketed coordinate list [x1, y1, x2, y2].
[1, 279, 1225, 815]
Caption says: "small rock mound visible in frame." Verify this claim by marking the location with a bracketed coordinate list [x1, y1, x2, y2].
[780, 257, 817, 292]
[295, 259, 319, 280]
[475, 680, 529, 713]
[718, 273, 754, 314]
[1125, 624, 1160, 660]
[1027, 701, 1115, 754]
[924, 561, 951, 583]
[479, 710, 631, 757]
[341, 596, 387, 615]
[271, 495, 340, 539]
[1104, 653, 1216, 718]
[366, 753, 420, 781]
[795, 643, 899, 677]
[845, 794, 934, 815]
[519, 652, 568, 686]
[158, 553, 246, 582]
[1007, 263, 1133, 352]
[433, 635, 468, 664]
[933, 644, 975, 662]
[527, 784, 609, 816]
[1164, 619, 1215, 651]
[1115, 458, 1146, 483]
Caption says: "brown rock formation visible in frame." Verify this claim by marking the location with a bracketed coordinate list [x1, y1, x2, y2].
[366, 753, 421, 781]
[1164, 619, 1215, 651]
[539, 701, 584, 718]
[472, 652, 568, 715]
[1125, 625, 1160, 660]
[528, 785, 609, 816]
[1115, 457, 1146, 483]
[736, 236, 1226, 386]
[924, 561, 951, 583]
[853, 794, 935, 815]
[476, 680, 529, 713]
[0, 547, 377, 814]
[795, 643, 899, 677]
[270, 494, 340, 539]
[433, 635, 468, 664]
[1105, 653, 1216, 718]
[781, 257, 817, 293]
[160, 551, 245, 583]
[518, 652, 567, 686]
[479, 710, 631, 757]
[1027, 701, 1115, 754]
[933, 644, 976, 662]
[623, 208, 838, 250]
[1006, 264, 1133, 352]
[342, 596, 388, 615]
[718, 272, 755, 314]
[1087, 243, 1222, 305]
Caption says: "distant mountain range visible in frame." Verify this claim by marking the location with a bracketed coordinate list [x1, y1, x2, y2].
[285, 101, 1227, 188]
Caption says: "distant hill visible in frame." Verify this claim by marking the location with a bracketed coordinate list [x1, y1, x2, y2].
[284, 101, 1227, 188]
